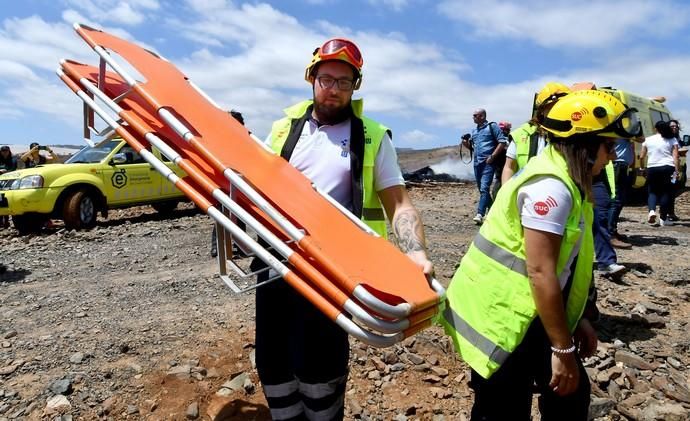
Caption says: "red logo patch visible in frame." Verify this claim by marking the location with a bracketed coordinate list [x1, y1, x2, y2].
[571, 111, 583, 121]
[533, 196, 558, 216]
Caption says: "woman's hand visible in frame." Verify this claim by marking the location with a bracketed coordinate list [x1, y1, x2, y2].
[574, 318, 598, 358]
[549, 351, 580, 396]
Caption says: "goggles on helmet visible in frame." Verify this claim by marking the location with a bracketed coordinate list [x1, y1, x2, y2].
[318, 38, 363, 69]
[543, 107, 641, 139]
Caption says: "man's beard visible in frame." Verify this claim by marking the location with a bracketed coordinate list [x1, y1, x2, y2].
[313, 97, 351, 125]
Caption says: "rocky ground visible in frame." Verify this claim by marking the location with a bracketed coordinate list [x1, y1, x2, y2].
[1, 184, 689, 421]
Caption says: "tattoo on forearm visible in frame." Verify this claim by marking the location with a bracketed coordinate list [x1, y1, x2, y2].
[393, 210, 426, 253]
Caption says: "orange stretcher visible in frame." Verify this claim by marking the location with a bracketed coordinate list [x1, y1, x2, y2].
[57, 23, 446, 347]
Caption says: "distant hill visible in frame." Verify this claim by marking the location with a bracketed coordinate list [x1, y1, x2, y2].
[397, 145, 462, 173]
[397, 145, 475, 181]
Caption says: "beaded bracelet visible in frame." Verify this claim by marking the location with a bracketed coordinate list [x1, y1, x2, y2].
[550, 344, 576, 354]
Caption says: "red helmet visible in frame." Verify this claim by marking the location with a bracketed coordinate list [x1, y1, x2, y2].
[498, 121, 512, 131]
[305, 38, 363, 89]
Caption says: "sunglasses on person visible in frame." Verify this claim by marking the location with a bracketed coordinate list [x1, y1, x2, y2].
[318, 38, 363, 68]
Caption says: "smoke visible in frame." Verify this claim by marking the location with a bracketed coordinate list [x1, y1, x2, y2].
[430, 157, 475, 181]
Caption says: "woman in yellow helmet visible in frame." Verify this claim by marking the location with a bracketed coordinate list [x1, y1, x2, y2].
[441, 89, 640, 420]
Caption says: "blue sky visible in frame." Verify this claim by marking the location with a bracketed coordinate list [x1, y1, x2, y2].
[2, 0, 690, 149]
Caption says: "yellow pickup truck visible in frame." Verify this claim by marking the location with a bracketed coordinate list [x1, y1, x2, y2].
[0, 138, 186, 233]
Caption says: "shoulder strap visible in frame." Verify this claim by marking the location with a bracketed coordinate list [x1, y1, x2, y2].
[279, 104, 313, 161]
[350, 116, 365, 219]
[528, 131, 540, 161]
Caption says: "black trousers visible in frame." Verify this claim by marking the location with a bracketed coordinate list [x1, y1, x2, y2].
[255, 266, 349, 421]
[469, 318, 590, 421]
[647, 165, 675, 220]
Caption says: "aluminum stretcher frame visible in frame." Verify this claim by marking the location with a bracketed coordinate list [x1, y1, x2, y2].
[57, 23, 446, 347]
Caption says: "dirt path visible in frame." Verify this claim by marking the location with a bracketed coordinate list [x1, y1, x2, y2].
[1, 186, 689, 420]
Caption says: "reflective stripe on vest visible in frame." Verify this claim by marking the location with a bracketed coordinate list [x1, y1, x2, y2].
[440, 145, 594, 379]
[605, 162, 616, 199]
[268, 99, 389, 237]
[442, 306, 511, 365]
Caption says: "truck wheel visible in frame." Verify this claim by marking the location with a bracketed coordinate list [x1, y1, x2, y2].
[152, 201, 178, 215]
[63, 190, 97, 230]
[12, 214, 46, 234]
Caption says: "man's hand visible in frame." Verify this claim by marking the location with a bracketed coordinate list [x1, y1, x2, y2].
[486, 155, 494, 164]
[406, 250, 434, 277]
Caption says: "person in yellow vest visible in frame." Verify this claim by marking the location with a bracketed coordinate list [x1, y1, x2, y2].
[258, 38, 433, 420]
[441, 89, 641, 420]
[501, 82, 571, 184]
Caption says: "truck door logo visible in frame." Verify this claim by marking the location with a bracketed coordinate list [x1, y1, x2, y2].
[112, 169, 127, 189]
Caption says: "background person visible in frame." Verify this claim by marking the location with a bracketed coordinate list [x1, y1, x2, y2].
[640, 120, 680, 226]
[0, 145, 18, 228]
[502, 82, 571, 184]
[442, 90, 640, 421]
[607, 137, 635, 245]
[258, 38, 432, 420]
[464, 108, 507, 224]
[667, 119, 682, 221]
[0, 145, 18, 175]
[20, 142, 58, 168]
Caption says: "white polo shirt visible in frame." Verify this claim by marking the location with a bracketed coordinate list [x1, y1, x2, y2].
[267, 117, 404, 211]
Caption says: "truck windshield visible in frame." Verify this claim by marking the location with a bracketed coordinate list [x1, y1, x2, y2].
[65, 140, 121, 164]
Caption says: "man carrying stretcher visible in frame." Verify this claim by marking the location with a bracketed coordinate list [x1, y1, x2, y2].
[257, 38, 433, 420]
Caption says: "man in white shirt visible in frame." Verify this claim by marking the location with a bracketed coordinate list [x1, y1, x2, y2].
[257, 38, 433, 421]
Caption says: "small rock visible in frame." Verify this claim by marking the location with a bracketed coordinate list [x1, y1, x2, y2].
[3, 330, 17, 339]
[69, 352, 84, 364]
[430, 367, 449, 378]
[429, 387, 452, 399]
[407, 353, 425, 365]
[640, 401, 688, 421]
[243, 377, 256, 394]
[45, 395, 71, 415]
[222, 372, 248, 392]
[588, 397, 615, 419]
[186, 402, 199, 419]
[615, 350, 654, 370]
[49, 379, 73, 395]
[667, 357, 682, 370]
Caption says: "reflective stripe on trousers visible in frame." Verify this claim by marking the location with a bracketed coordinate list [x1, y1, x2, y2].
[263, 374, 348, 420]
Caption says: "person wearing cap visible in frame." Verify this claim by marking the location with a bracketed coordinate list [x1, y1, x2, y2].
[259, 38, 433, 420]
[20, 142, 58, 168]
[501, 82, 570, 184]
[464, 109, 508, 224]
[441, 90, 641, 420]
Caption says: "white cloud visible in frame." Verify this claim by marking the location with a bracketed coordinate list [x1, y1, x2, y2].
[438, 0, 690, 49]
[400, 129, 436, 145]
[367, 0, 409, 11]
[63, 0, 160, 26]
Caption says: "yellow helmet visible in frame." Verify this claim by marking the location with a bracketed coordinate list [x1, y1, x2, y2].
[304, 38, 363, 89]
[535, 82, 571, 107]
[540, 90, 641, 139]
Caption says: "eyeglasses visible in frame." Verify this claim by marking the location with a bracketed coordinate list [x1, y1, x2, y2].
[316, 75, 355, 91]
[319, 38, 363, 68]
